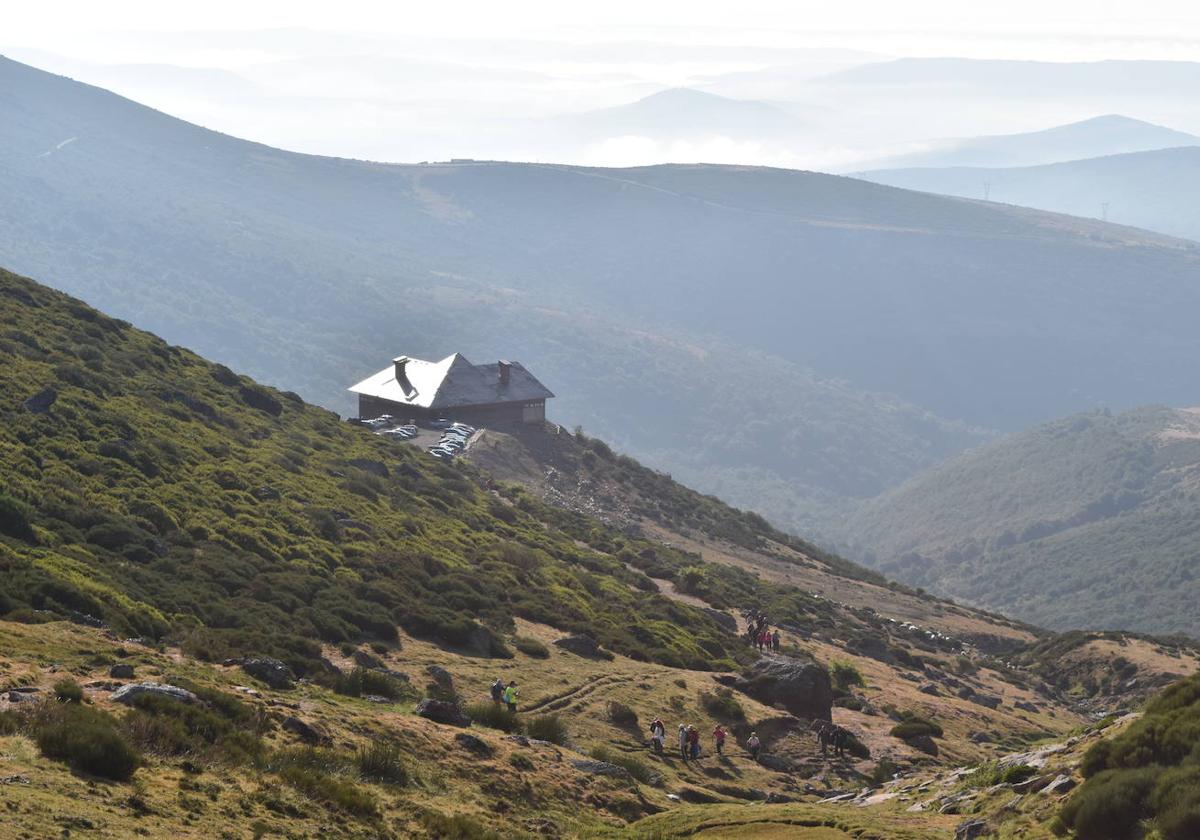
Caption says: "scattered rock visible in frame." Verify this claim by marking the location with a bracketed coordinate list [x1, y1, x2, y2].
[8, 687, 39, 695]
[918, 682, 941, 696]
[570, 759, 632, 782]
[242, 658, 295, 690]
[454, 733, 494, 756]
[362, 695, 391, 704]
[553, 635, 612, 659]
[253, 486, 281, 501]
[955, 818, 988, 840]
[0, 775, 30, 785]
[111, 682, 198, 706]
[5, 690, 34, 703]
[970, 693, 1002, 710]
[677, 786, 720, 803]
[764, 791, 798, 804]
[968, 731, 993, 744]
[1043, 775, 1077, 795]
[281, 716, 331, 745]
[507, 735, 530, 747]
[22, 387, 57, 414]
[907, 734, 939, 757]
[414, 698, 471, 727]
[1014, 700, 1039, 713]
[109, 663, 135, 679]
[731, 655, 834, 721]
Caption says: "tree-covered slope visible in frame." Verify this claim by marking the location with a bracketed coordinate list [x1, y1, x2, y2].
[842, 407, 1200, 636]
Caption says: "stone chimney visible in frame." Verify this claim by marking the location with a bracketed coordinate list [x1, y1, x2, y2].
[393, 356, 410, 380]
[498, 360, 511, 386]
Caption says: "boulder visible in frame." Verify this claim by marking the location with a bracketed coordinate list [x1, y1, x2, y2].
[425, 665, 454, 691]
[1014, 700, 1039, 713]
[731, 655, 833, 721]
[906, 734, 939, 757]
[22, 388, 57, 414]
[109, 663, 135, 679]
[414, 698, 471, 727]
[111, 682, 198, 706]
[970, 693, 1002, 710]
[1043, 775, 1077, 795]
[281, 716, 331, 745]
[553, 635, 611, 659]
[918, 682, 941, 696]
[454, 733, 494, 757]
[242, 658, 295, 690]
[955, 818, 989, 840]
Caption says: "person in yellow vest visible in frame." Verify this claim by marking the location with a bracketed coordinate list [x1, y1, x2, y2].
[502, 681, 519, 712]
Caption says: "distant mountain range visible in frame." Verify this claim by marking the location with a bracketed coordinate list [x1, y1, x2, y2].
[842, 406, 1200, 637]
[563, 88, 807, 141]
[857, 145, 1200, 242]
[854, 115, 1198, 171]
[5, 55, 1200, 541]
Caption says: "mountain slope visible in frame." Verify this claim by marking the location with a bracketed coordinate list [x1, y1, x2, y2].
[842, 406, 1200, 636]
[856, 114, 1199, 170]
[858, 145, 1200, 242]
[7, 55, 1200, 538]
[564, 87, 806, 140]
[2, 265, 1196, 839]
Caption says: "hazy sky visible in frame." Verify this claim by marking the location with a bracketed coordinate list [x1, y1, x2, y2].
[7, 0, 1200, 62]
[6, 1, 1200, 167]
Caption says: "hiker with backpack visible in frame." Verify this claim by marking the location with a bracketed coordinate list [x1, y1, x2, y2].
[678, 724, 689, 761]
[772, 629, 781, 652]
[746, 731, 761, 760]
[502, 681, 519, 712]
[490, 677, 505, 704]
[649, 718, 666, 754]
[688, 725, 701, 760]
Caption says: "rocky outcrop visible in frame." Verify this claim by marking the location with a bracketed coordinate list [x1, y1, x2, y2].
[553, 635, 612, 660]
[242, 658, 295, 690]
[732, 655, 833, 721]
[414, 698, 471, 727]
[22, 388, 57, 413]
[282, 716, 331, 745]
[111, 682, 198, 705]
[570, 759, 632, 781]
[454, 733, 494, 756]
[109, 664, 135, 679]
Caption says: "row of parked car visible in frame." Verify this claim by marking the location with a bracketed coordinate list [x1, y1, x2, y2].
[348, 415, 477, 461]
[428, 423, 476, 460]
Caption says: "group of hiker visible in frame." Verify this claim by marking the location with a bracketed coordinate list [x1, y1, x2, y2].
[813, 720, 851, 758]
[744, 609, 781, 652]
[489, 677, 519, 711]
[647, 718, 747, 761]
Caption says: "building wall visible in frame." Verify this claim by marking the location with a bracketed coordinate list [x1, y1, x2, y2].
[358, 395, 545, 426]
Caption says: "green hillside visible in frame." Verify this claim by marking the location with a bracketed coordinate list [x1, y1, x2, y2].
[9, 56, 1200, 541]
[842, 406, 1200, 636]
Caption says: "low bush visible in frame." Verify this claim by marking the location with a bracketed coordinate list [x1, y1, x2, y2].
[32, 703, 141, 781]
[511, 636, 550, 659]
[890, 717, 943, 740]
[324, 667, 410, 701]
[0, 494, 36, 542]
[465, 702, 523, 733]
[53, 678, 84, 704]
[267, 747, 378, 819]
[961, 762, 1038, 789]
[830, 660, 865, 692]
[606, 701, 639, 729]
[355, 741, 408, 786]
[525, 714, 568, 745]
[699, 689, 745, 721]
[589, 744, 657, 785]
[508, 753, 535, 771]
[419, 810, 502, 840]
[1059, 767, 1159, 840]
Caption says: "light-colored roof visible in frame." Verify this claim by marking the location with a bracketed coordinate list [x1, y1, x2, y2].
[348, 353, 554, 409]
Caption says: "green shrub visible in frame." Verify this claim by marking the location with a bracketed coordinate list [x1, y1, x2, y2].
[869, 757, 899, 786]
[512, 636, 550, 659]
[607, 701, 639, 729]
[465, 702, 523, 733]
[890, 717, 943, 740]
[0, 494, 36, 542]
[589, 744, 657, 785]
[355, 741, 408, 786]
[323, 667, 409, 701]
[508, 753, 535, 771]
[32, 703, 140, 781]
[830, 660, 865, 692]
[419, 810, 502, 839]
[267, 747, 378, 818]
[525, 714, 568, 745]
[699, 689, 745, 721]
[53, 678, 84, 704]
[961, 762, 1038, 789]
[123, 684, 265, 766]
[1060, 767, 1159, 840]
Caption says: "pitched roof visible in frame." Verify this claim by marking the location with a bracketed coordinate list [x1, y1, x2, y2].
[348, 353, 554, 410]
